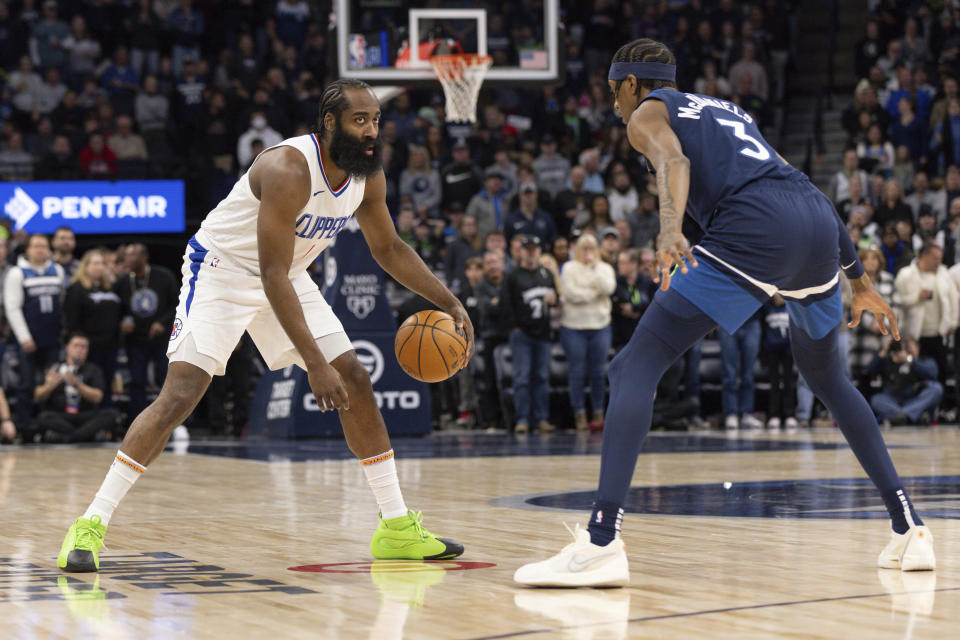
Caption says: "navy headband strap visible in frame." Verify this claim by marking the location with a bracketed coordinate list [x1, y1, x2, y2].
[608, 61, 676, 82]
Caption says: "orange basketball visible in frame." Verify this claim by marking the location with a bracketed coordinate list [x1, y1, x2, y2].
[395, 310, 467, 383]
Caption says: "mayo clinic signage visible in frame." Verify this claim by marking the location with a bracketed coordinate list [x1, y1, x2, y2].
[0, 181, 185, 234]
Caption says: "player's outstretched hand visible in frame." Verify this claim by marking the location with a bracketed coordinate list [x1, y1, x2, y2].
[653, 230, 698, 291]
[307, 362, 349, 412]
[849, 287, 901, 341]
[446, 302, 475, 366]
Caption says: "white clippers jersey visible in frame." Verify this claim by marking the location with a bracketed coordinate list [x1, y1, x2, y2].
[197, 133, 366, 277]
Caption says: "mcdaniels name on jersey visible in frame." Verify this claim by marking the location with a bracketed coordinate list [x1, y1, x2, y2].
[675, 93, 754, 123]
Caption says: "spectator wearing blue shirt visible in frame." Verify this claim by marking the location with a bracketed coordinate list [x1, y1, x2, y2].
[880, 223, 914, 275]
[889, 96, 925, 167]
[503, 182, 557, 250]
[929, 98, 960, 175]
[885, 65, 932, 126]
[101, 47, 139, 114]
[167, 0, 204, 76]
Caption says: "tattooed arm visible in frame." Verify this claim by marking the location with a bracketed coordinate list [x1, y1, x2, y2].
[626, 99, 697, 290]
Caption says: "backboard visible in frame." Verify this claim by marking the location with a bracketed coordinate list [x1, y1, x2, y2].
[334, 0, 562, 86]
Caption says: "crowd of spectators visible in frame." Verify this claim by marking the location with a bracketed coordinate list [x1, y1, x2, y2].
[816, 2, 960, 428]
[0, 0, 328, 217]
[0, 225, 253, 444]
[0, 0, 790, 218]
[4, 1, 949, 438]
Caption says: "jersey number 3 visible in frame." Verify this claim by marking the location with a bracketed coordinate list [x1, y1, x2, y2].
[717, 119, 770, 161]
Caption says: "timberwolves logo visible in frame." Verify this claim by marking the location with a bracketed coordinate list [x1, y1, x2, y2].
[505, 476, 960, 520]
[347, 295, 376, 319]
[352, 340, 384, 384]
[170, 318, 183, 339]
[132, 289, 159, 317]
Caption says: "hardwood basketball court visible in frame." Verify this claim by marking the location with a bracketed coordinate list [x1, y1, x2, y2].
[2, 427, 958, 638]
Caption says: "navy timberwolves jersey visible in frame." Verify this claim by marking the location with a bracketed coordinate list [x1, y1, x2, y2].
[20, 262, 63, 348]
[641, 89, 802, 231]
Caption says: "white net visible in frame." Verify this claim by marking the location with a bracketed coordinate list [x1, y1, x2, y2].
[430, 54, 492, 124]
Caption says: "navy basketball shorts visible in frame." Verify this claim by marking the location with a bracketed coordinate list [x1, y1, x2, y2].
[670, 179, 843, 339]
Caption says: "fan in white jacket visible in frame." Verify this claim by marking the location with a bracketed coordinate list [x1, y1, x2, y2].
[559, 234, 617, 431]
[894, 246, 960, 341]
[560, 242, 617, 330]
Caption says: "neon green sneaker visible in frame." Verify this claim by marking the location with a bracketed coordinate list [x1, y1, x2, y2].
[57, 515, 107, 572]
[370, 510, 464, 560]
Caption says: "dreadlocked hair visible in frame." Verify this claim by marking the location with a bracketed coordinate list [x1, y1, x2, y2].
[317, 78, 374, 138]
[611, 38, 677, 98]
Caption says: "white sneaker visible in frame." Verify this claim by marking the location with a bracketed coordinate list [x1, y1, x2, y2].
[878, 526, 936, 571]
[724, 415, 739, 431]
[766, 417, 781, 432]
[172, 425, 190, 441]
[784, 417, 799, 432]
[740, 414, 763, 431]
[514, 524, 629, 587]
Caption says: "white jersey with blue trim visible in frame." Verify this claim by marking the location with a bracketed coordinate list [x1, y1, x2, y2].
[197, 133, 366, 277]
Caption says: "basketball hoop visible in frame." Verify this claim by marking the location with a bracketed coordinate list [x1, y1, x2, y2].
[429, 53, 492, 124]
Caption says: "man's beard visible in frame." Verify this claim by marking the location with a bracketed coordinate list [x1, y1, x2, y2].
[329, 124, 383, 178]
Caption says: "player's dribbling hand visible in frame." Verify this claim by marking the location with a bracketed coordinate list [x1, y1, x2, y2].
[446, 303, 475, 365]
[307, 362, 349, 412]
[653, 230, 698, 291]
[849, 287, 901, 341]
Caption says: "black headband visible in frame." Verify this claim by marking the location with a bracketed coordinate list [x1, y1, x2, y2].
[608, 61, 676, 82]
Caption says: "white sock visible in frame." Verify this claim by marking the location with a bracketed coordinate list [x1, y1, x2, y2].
[82, 451, 145, 527]
[360, 450, 408, 519]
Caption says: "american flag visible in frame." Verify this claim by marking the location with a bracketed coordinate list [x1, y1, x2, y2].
[519, 49, 548, 69]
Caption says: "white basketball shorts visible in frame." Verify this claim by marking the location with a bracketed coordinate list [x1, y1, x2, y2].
[166, 233, 353, 376]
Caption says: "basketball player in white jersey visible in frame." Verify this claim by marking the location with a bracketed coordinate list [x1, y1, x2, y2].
[58, 79, 474, 572]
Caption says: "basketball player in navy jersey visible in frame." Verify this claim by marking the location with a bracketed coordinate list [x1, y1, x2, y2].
[516, 39, 935, 587]
[58, 79, 473, 572]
